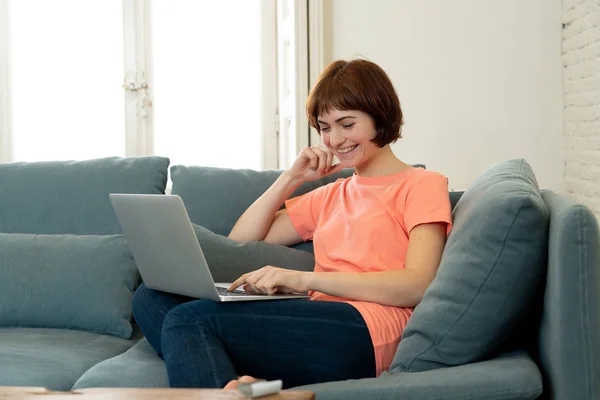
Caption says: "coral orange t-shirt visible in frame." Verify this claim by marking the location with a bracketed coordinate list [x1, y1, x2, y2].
[284, 168, 452, 376]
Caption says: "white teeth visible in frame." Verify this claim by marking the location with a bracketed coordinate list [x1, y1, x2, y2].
[337, 145, 358, 154]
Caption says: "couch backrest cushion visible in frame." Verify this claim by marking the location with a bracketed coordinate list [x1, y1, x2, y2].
[0, 233, 138, 338]
[537, 190, 600, 400]
[169, 165, 355, 252]
[0, 156, 170, 235]
[169, 165, 431, 250]
[391, 159, 550, 372]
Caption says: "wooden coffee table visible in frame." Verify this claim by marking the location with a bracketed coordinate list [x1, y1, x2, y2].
[0, 387, 315, 399]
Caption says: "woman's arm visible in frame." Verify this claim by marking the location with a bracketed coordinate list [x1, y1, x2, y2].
[309, 223, 448, 307]
[228, 146, 342, 246]
[228, 172, 303, 246]
[230, 222, 448, 307]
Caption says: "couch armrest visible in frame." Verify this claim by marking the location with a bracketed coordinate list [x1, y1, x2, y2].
[539, 191, 600, 400]
[294, 350, 542, 400]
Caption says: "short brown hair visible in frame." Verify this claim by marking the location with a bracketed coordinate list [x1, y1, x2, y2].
[306, 59, 403, 147]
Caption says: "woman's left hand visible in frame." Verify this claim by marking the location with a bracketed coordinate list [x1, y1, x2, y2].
[228, 266, 312, 295]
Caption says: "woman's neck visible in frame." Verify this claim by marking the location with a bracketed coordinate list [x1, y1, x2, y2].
[354, 145, 412, 177]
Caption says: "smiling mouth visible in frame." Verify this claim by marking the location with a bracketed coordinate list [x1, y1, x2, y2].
[336, 145, 358, 155]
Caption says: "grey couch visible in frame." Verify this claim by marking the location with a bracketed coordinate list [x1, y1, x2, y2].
[0, 156, 598, 400]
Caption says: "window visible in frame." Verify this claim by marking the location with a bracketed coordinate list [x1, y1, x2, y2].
[0, 0, 313, 169]
[152, 0, 264, 169]
[7, 0, 125, 161]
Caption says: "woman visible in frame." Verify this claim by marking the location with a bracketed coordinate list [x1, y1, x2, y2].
[132, 59, 452, 390]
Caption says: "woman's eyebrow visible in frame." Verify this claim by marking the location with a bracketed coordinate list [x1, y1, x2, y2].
[317, 116, 356, 125]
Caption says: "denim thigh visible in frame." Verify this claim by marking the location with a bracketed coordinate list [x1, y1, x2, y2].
[132, 283, 194, 357]
[161, 299, 376, 388]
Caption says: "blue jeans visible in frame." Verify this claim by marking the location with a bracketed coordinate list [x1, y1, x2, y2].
[132, 283, 376, 389]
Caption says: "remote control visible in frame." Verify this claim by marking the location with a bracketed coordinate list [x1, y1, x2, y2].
[237, 380, 283, 398]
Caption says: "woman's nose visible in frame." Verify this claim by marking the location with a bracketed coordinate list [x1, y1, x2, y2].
[330, 129, 345, 147]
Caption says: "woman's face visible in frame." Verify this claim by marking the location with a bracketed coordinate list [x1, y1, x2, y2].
[317, 108, 382, 169]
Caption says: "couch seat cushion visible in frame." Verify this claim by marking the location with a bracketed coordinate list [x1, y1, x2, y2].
[296, 350, 542, 400]
[73, 338, 168, 389]
[0, 328, 137, 391]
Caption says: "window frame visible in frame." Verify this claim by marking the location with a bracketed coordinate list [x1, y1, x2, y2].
[0, 0, 12, 162]
[307, 0, 324, 147]
[123, 0, 154, 157]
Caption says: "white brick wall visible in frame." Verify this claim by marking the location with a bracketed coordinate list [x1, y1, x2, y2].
[563, 0, 600, 218]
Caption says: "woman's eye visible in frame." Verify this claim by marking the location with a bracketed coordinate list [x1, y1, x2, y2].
[320, 127, 330, 132]
[343, 123, 355, 129]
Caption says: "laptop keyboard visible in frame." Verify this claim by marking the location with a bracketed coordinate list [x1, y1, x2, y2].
[216, 286, 255, 297]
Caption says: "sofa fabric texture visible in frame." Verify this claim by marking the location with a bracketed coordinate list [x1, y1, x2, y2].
[72, 338, 168, 390]
[73, 341, 543, 400]
[392, 159, 550, 372]
[0, 156, 597, 400]
[296, 350, 542, 400]
[0, 328, 137, 391]
[537, 190, 600, 399]
[0, 156, 169, 235]
[0, 233, 139, 338]
[170, 165, 356, 253]
[191, 223, 315, 282]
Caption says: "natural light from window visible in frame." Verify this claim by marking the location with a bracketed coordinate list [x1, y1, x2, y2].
[151, 0, 262, 170]
[9, 0, 125, 162]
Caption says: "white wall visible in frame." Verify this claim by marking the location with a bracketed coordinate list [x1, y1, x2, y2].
[321, 0, 564, 191]
[563, 0, 600, 218]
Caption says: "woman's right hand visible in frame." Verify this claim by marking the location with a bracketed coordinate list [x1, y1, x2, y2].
[285, 146, 345, 183]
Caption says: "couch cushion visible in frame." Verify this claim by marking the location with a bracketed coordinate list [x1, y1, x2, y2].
[0, 328, 137, 391]
[0, 156, 169, 235]
[538, 190, 600, 400]
[0, 234, 138, 338]
[296, 350, 542, 400]
[192, 224, 315, 282]
[170, 164, 430, 254]
[392, 159, 549, 372]
[170, 165, 355, 252]
[73, 338, 168, 389]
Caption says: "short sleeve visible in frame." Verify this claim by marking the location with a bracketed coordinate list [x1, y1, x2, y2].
[284, 184, 331, 242]
[403, 173, 453, 235]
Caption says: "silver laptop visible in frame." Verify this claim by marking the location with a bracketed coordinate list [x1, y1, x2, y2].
[109, 193, 310, 302]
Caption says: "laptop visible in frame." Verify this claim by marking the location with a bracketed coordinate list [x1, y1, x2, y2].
[109, 193, 310, 302]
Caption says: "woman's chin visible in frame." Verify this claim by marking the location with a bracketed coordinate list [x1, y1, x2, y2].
[337, 156, 359, 169]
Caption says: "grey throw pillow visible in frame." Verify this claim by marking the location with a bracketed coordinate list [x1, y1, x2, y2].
[191, 224, 315, 282]
[0, 233, 138, 339]
[391, 159, 550, 372]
